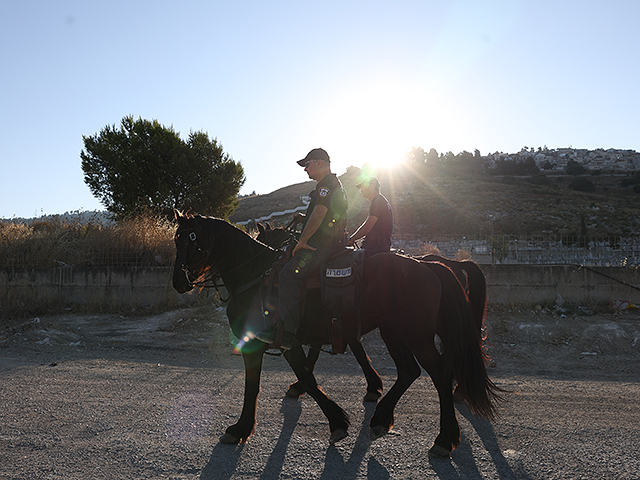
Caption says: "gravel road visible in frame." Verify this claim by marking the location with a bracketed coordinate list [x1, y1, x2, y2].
[1, 305, 639, 479]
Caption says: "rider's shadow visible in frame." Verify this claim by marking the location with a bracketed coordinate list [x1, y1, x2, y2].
[319, 400, 389, 480]
[428, 403, 532, 480]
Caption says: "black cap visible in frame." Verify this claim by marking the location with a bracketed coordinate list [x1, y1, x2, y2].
[356, 177, 380, 189]
[297, 148, 330, 166]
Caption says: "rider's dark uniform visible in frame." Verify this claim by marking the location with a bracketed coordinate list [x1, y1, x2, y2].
[362, 193, 393, 257]
[278, 173, 348, 337]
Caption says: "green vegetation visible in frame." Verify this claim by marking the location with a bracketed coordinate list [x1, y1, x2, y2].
[81, 116, 245, 220]
[231, 158, 640, 238]
[569, 177, 596, 193]
[5, 147, 640, 269]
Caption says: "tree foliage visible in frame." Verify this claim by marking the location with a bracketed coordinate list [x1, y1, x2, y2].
[568, 176, 596, 192]
[488, 157, 539, 176]
[406, 147, 427, 164]
[565, 159, 586, 175]
[81, 116, 245, 220]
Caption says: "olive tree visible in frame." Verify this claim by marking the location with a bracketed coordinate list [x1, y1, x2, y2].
[81, 116, 245, 219]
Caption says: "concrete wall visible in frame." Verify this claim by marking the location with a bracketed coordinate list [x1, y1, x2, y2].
[0, 266, 214, 311]
[1, 265, 639, 310]
[484, 264, 640, 306]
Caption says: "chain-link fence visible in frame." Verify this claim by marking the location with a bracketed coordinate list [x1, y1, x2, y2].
[2, 214, 638, 268]
[393, 234, 640, 267]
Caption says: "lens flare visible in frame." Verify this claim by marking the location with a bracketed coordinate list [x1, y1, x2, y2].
[165, 390, 216, 445]
[231, 331, 267, 354]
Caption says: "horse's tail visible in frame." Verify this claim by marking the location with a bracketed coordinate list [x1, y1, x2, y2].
[426, 262, 501, 421]
[416, 255, 487, 337]
[460, 260, 488, 336]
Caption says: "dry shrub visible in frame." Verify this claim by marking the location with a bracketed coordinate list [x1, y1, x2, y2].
[456, 249, 472, 261]
[0, 211, 176, 268]
[419, 243, 442, 256]
[89, 213, 175, 267]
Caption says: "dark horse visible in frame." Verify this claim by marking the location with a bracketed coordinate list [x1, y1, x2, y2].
[255, 223, 488, 402]
[173, 212, 500, 457]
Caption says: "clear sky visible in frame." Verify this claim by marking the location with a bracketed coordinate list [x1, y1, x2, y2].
[2, 0, 639, 219]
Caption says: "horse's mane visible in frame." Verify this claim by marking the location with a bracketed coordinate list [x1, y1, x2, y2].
[189, 215, 276, 286]
[255, 222, 297, 249]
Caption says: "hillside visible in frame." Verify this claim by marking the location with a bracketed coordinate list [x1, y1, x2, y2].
[229, 168, 374, 232]
[230, 165, 640, 238]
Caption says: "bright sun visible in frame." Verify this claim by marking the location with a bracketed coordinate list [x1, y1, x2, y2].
[311, 74, 451, 175]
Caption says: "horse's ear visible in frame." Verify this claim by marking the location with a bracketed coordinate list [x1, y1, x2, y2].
[257, 223, 265, 234]
[174, 209, 188, 225]
[265, 223, 272, 230]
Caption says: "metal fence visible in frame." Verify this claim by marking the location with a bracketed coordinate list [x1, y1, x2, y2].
[3, 234, 639, 268]
[393, 234, 640, 267]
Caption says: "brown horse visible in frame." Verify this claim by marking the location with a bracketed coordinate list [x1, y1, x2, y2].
[173, 212, 501, 456]
[256, 223, 488, 402]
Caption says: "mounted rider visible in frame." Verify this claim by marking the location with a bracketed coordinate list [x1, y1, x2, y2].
[255, 148, 348, 350]
[347, 176, 394, 257]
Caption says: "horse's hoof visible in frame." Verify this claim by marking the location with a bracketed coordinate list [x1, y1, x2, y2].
[219, 433, 240, 445]
[428, 444, 451, 458]
[286, 385, 303, 399]
[369, 425, 388, 441]
[329, 429, 348, 445]
[363, 391, 381, 403]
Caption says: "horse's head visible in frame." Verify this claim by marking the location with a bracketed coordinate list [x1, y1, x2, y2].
[256, 223, 296, 249]
[172, 210, 213, 293]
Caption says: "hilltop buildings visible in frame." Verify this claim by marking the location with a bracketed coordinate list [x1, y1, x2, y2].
[485, 147, 640, 172]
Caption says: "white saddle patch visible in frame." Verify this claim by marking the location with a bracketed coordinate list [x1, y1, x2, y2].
[325, 267, 352, 278]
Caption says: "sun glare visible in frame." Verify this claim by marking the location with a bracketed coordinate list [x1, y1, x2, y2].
[313, 75, 452, 175]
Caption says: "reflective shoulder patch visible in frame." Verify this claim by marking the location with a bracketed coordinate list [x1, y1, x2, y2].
[325, 266, 352, 278]
[319, 187, 331, 197]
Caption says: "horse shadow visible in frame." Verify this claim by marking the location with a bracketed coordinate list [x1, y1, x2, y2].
[199, 441, 245, 480]
[257, 398, 304, 480]
[318, 401, 388, 480]
[428, 403, 533, 480]
[199, 399, 388, 480]
[200, 397, 302, 480]
[199, 398, 527, 479]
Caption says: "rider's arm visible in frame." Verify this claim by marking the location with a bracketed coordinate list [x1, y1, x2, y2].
[348, 215, 379, 245]
[293, 205, 327, 255]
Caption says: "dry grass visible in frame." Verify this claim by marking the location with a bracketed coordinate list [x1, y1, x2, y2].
[0, 212, 186, 318]
[0, 212, 176, 268]
[418, 243, 442, 256]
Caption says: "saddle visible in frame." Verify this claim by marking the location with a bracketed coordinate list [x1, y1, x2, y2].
[261, 247, 366, 353]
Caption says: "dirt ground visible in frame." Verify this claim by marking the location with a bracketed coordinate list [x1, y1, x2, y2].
[1, 303, 639, 479]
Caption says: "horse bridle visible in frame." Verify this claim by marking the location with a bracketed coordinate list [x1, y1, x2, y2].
[176, 226, 211, 288]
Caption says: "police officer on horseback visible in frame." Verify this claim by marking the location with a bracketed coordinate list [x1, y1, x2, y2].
[255, 148, 348, 350]
[347, 176, 393, 257]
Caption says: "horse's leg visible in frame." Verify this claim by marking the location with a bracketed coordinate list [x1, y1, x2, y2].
[349, 340, 384, 402]
[283, 345, 350, 444]
[286, 345, 321, 399]
[369, 325, 421, 440]
[413, 348, 461, 457]
[220, 342, 267, 444]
